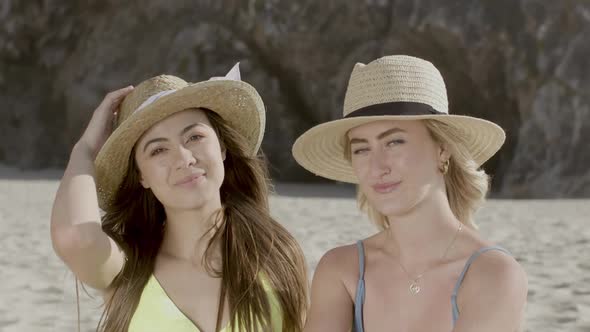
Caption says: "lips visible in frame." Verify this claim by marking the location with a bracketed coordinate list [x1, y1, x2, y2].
[372, 181, 401, 194]
[174, 172, 205, 186]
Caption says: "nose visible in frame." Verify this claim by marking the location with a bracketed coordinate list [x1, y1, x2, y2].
[174, 145, 197, 170]
[369, 149, 391, 179]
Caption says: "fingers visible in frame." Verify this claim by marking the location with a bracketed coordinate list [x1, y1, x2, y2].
[99, 86, 134, 113]
[106, 85, 134, 101]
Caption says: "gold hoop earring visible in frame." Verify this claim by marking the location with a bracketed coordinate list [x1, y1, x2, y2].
[440, 159, 450, 175]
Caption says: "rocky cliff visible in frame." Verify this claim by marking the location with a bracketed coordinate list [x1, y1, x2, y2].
[1, 0, 589, 197]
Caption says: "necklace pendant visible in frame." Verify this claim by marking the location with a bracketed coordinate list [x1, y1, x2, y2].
[409, 283, 421, 294]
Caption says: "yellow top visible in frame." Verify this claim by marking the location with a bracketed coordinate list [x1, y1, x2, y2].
[128, 275, 283, 332]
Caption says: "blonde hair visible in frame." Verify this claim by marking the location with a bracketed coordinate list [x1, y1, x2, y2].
[351, 119, 491, 230]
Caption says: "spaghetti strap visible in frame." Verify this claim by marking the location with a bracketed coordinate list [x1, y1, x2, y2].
[356, 240, 366, 280]
[354, 240, 366, 332]
[451, 246, 512, 325]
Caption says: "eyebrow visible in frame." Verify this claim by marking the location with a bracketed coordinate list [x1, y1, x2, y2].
[142, 123, 203, 153]
[349, 127, 406, 145]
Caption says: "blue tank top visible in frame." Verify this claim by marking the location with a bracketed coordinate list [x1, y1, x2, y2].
[353, 241, 511, 331]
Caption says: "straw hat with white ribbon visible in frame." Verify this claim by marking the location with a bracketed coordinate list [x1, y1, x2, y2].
[94, 63, 265, 210]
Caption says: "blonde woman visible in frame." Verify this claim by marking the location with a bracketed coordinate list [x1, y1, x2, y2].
[293, 55, 527, 332]
[51, 64, 308, 332]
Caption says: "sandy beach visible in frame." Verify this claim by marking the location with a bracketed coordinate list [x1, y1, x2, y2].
[0, 169, 589, 331]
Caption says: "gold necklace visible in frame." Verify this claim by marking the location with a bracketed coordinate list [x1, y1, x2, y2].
[394, 223, 463, 295]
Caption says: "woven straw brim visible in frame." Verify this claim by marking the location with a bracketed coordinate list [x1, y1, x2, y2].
[95, 79, 265, 211]
[292, 115, 505, 183]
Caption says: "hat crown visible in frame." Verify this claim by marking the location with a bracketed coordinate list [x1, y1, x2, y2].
[343, 55, 449, 116]
[116, 75, 188, 129]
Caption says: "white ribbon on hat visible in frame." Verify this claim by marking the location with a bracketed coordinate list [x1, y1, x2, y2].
[133, 62, 242, 114]
[135, 89, 177, 113]
[209, 62, 241, 81]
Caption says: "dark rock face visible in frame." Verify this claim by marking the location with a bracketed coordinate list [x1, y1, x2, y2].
[1, 0, 589, 197]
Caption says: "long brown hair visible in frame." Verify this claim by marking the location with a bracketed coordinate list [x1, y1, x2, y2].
[96, 109, 308, 331]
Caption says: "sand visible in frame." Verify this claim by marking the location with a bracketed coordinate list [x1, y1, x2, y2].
[0, 169, 589, 331]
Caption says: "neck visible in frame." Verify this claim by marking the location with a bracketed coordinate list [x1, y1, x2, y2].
[383, 190, 462, 273]
[160, 195, 223, 265]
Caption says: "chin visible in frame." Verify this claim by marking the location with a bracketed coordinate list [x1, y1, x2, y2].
[162, 199, 207, 212]
[368, 194, 418, 219]
[155, 189, 211, 210]
[179, 191, 217, 207]
[375, 204, 409, 219]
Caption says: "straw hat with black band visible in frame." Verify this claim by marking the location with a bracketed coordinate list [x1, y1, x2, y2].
[292, 55, 505, 183]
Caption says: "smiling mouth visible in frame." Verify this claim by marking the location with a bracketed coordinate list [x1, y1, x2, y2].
[372, 181, 401, 194]
[175, 173, 205, 186]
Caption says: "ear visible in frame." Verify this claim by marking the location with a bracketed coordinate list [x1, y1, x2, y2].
[139, 173, 150, 189]
[221, 147, 227, 161]
[438, 143, 451, 162]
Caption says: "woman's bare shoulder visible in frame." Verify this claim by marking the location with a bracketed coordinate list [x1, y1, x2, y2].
[315, 243, 361, 276]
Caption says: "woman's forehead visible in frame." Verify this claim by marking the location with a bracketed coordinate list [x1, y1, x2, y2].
[143, 109, 211, 136]
[348, 119, 425, 138]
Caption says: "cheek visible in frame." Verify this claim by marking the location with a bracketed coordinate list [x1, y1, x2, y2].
[405, 158, 438, 189]
[351, 159, 372, 192]
[210, 155, 225, 178]
[412, 152, 436, 175]
[393, 145, 423, 169]
[142, 167, 164, 189]
[200, 146, 225, 180]
[142, 160, 171, 185]
[351, 157, 369, 178]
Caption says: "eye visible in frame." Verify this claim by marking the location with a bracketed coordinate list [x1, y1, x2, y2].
[387, 139, 405, 147]
[150, 147, 166, 156]
[352, 147, 370, 155]
[187, 134, 204, 143]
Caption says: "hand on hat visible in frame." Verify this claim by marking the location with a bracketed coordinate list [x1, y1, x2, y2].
[78, 86, 134, 158]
